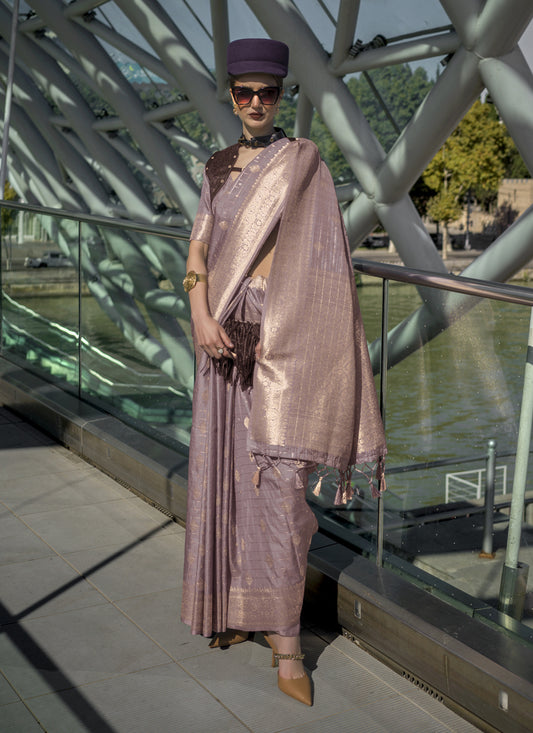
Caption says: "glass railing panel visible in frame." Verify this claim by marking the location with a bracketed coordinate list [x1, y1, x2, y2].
[384, 289, 529, 515]
[1, 208, 80, 391]
[310, 272, 533, 638]
[78, 221, 193, 456]
[306, 277, 390, 555]
[384, 286, 533, 637]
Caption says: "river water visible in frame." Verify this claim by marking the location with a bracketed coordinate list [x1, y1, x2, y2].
[360, 282, 531, 509]
[8, 281, 533, 509]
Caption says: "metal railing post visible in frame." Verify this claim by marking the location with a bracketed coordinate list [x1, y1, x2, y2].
[498, 307, 533, 618]
[480, 439, 496, 558]
[77, 220, 82, 399]
[0, 0, 20, 197]
[376, 278, 389, 568]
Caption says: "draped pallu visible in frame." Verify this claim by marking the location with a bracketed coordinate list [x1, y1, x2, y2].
[182, 137, 386, 637]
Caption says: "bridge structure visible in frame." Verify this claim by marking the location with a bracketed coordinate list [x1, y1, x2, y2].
[2, 3, 533, 731]
[1, 1, 533, 378]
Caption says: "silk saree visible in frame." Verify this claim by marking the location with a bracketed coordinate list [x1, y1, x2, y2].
[181, 137, 386, 637]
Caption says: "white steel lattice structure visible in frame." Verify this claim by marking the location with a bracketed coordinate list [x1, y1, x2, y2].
[1, 0, 533, 382]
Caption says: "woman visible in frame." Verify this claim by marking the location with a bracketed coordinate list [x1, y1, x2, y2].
[181, 38, 386, 707]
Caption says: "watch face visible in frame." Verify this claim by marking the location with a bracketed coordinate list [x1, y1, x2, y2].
[183, 272, 196, 292]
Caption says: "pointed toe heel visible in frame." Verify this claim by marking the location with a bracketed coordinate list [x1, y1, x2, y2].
[273, 652, 313, 706]
[277, 671, 312, 706]
[208, 629, 251, 649]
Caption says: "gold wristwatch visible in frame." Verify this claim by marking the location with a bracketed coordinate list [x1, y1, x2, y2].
[183, 270, 208, 292]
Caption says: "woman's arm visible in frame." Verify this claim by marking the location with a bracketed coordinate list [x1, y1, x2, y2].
[187, 240, 234, 359]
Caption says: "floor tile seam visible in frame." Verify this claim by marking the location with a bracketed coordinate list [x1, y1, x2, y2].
[18, 659, 255, 733]
[0, 466, 109, 482]
[0, 565, 121, 625]
[0, 501, 114, 556]
[58, 572, 187, 665]
[0, 668, 25, 707]
[166, 658, 256, 733]
[0, 671, 48, 731]
[0, 500, 61, 547]
[3, 699, 45, 730]
[16, 660, 189, 703]
[0, 505, 140, 621]
[9, 494, 171, 521]
[0, 600, 111, 629]
[0, 465, 109, 481]
[58, 527, 183, 561]
[109, 586, 181, 609]
[2, 494, 164, 518]
[55, 538, 182, 605]
[63, 596, 254, 732]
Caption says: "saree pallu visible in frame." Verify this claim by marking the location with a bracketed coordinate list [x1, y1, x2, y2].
[182, 137, 386, 638]
[181, 276, 317, 637]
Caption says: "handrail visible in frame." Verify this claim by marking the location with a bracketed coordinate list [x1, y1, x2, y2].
[0, 200, 190, 241]
[352, 257, 533, 307]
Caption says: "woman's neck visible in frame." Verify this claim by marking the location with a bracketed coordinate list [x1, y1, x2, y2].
[239, 127, 286, 148]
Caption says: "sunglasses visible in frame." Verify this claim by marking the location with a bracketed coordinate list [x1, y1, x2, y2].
[231, 85, 281, 106]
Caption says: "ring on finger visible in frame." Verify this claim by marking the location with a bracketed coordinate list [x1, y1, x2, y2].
[217, 347, 224, 355]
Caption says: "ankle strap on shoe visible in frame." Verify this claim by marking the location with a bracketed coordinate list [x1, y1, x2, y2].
[273, 652, 305, 661]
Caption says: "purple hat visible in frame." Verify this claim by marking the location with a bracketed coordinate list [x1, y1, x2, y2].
[227, 38, 289, 78]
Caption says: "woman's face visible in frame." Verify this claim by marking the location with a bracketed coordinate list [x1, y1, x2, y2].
[230, 73, 283, 139]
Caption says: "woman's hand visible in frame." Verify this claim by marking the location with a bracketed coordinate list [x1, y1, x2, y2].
[193, 313, 234, 360]
[255, 341, 261, 360]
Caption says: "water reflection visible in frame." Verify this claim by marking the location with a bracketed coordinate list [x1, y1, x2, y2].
[5, 281, 531, 508]
[359, 283, 528, 509]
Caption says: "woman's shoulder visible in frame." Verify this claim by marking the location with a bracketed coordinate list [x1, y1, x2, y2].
[205, 143, 239, 172]
[284, 137, 322, 168]
[285, 137, 318, 152]
[288, 136, 317, 147]
[203, 144, 240, 195]
[285, 137, 321, 160]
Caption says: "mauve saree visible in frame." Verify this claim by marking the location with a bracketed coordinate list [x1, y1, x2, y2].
[181, 138, 386, 637]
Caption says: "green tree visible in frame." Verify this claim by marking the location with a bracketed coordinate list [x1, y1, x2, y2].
[423, 99, 513, 255]
[280, 65, 435, 186]
[426, 188, 462, 256]
[505, 150, 530, 179]
[2, 180, 18, 238]
[348, 64, 433, 152]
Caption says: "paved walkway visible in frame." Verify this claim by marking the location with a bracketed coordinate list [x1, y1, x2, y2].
[0, 405, 481, 732]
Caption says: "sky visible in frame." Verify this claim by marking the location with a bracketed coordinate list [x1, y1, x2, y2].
[101, 0, 533, 82]
[10, 0, 533, 79]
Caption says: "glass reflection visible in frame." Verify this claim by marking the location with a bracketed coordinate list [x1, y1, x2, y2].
[78, 221, 193, 454]
[1, 209, 80, 392]
[3, 202, 533, 635]
[308, 276, 533, 636]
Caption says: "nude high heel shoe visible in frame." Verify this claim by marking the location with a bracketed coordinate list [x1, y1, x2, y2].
[208, 629, 251, 648]
[273, 652, 313, 706]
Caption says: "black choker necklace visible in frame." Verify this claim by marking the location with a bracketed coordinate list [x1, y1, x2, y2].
[238, 127, 287, 148]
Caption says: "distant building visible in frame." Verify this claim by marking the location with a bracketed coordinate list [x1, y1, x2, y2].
[497, 179, 533, 217]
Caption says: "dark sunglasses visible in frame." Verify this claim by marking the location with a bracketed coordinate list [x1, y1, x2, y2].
[231, 85, 281, 106]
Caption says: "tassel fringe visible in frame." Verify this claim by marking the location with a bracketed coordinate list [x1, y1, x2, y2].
[311, 457, 386, 505]
[213, 317, 260, 389]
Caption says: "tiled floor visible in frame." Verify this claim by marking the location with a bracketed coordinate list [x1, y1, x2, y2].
[0, 406, 481, 732]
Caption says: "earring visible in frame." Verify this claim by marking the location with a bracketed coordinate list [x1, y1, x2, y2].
[233, 106, 239, 115]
